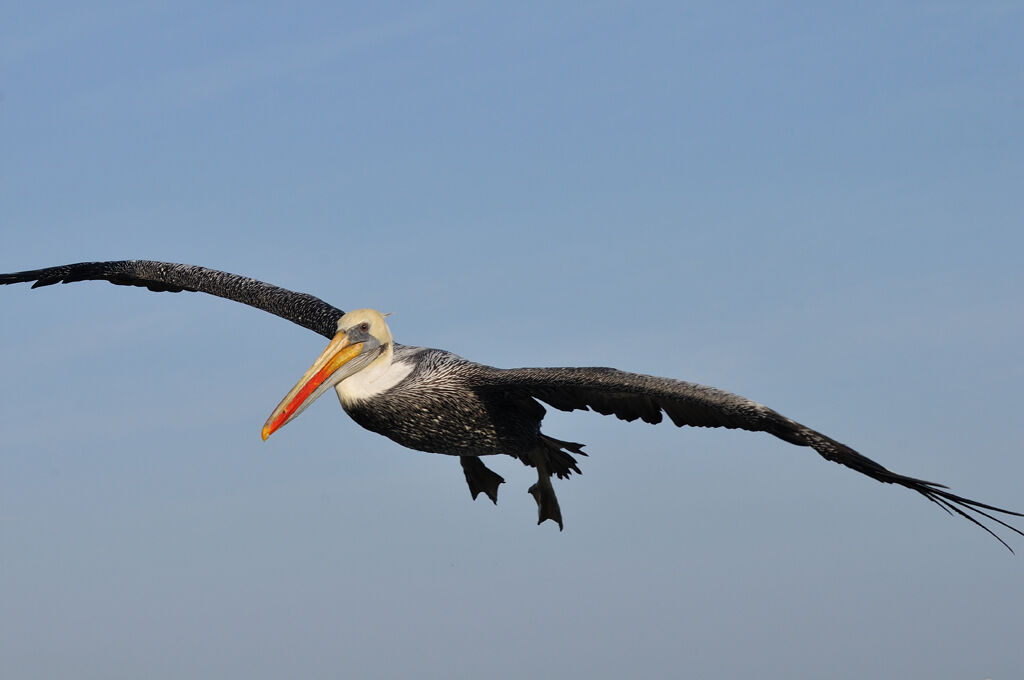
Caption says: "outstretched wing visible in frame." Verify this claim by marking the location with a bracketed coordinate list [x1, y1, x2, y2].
[0, 260, 344, 339]
[486, 366, 1024, 550]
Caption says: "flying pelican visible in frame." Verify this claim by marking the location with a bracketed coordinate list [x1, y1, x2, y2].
[2, 260, 1021, 548]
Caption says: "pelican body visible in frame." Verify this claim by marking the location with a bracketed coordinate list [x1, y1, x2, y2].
[2, 260, 1021, 546]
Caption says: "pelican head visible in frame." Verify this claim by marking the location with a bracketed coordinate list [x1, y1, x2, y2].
[262, 308, 393, 440]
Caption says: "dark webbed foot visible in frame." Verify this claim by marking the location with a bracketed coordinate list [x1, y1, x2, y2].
[460, 456, 505, 504]
[526, 448, 563, 530]
[528, 480, 563, 530]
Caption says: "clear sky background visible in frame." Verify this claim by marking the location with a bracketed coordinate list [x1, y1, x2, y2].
[2, 3, 1022, 679]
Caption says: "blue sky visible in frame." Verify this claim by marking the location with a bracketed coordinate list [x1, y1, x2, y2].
[2, 2, 1022, 678]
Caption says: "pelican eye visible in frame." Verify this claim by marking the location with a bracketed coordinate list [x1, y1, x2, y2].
[358, 321, 370, 333]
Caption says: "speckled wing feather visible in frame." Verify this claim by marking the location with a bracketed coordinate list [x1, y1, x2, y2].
[0, 260, 344, 339]
[486, 366, 1024, 549]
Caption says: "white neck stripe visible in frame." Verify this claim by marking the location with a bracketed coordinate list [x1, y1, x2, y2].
[335, 357, 414, 406]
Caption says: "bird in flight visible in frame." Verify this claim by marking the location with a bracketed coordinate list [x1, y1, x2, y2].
[2, 260, 1020, 549]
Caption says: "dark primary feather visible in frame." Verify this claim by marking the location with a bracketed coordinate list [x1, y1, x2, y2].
[486, 366, 1024, 551]
[0, 260, 344, 339]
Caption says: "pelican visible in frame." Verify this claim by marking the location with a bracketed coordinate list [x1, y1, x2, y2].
[2, 260, 1021, 548]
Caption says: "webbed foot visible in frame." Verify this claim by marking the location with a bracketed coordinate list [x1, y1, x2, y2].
[527, 472, 563, 531]
[460, 457, 505, 504]
[525, 447, 564, 530]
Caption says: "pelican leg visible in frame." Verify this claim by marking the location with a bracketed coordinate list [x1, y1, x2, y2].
[527, 449, 563, 530]
[460, 456, 505, 504]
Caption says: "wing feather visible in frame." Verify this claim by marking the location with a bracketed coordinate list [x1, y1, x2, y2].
[0, 260, 344, 339]
[487, 366, 1024, 550]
